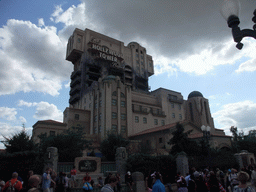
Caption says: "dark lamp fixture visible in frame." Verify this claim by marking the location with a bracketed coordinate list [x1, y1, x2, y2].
[221, 0, 256, 50]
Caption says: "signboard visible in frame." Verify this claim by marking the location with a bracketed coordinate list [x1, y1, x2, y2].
[78, 160, 97, 172]
[88, 38, 124, 69]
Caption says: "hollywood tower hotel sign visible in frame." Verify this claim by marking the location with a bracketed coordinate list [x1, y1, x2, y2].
[88, 38, 124, 68]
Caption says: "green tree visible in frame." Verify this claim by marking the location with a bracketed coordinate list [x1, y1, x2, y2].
[38, 126, 91, 162]
[168, 123, 200, 156]
[100, 134, 130, 161]
[2, 125, 37, 153]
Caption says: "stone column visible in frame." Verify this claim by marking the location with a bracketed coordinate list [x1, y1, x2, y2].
[115, 147, 127, 183]
[132, 172, 145, 192]
[176, 152, 189, 177]
[44, 147, 58, 173]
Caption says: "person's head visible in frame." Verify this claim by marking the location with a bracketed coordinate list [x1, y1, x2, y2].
[12, 172, 18, 179]
[45, 167, 52, 174]
[231, 168, 237, 174]
[108, 176, 118, 187]
[86, 172, 89, 176]
[193, 171, 200, 180]
[155, 172, 161, 180]
[237, 171, 249, 184]
[28, 170, 34, 177]
[0, 180, 5, 188]
[28, 175, 40, 188]
[73, 166, 75, 169]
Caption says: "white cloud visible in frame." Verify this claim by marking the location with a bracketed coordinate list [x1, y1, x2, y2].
[0, 19, 72, 96]
[0, 1, 255, 98]
[18, 100, 63, 122]
[33, 101, 63, 122]
[213, 100, 256, 134]
[0, 107, 17, 121]
[19, 116, 27, 124]
[0, 122, 32, 149]
[64, 81, 70, 88]
[18, 100, 37, 107]
[38, 18, 45, 27]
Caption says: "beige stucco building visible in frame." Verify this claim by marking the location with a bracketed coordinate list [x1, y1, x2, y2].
[32, 28, 231, 155]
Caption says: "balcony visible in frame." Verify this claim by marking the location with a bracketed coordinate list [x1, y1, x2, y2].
[69, 84, 81, 96]
[69, 93, 80, 105]
[168, 95, 183, 104]
[151, 108, 166, 117]
[70, 76, 81, 88]
[71, 70, 81, 80]
[132, 104, 149, 114]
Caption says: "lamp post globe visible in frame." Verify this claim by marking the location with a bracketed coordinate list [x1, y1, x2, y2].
[221, 0, 256, 49]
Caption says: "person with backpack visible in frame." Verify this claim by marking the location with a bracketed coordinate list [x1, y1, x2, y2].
[2, 172, 23, 192]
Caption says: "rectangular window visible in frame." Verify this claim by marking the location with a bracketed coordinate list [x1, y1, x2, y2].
[143, 117, 147, 124]
[99, 125, 102, 133]
[154, 119, 158, 125]
[99, 113, 102, 120]
[112, 124, 117, 132]
[112, 112, 117, 119]
[99, 100, 102, 107]
[50, 131, 55, 136]
[172, 113, 175, 118]
[75, 114, 79, 120]
[179, 114, 182, 120]
[161, 120, 165, 126]
[121, 101, 126, 107]
[95, 103, 98, 109]
[178, 104, 181, 110]
[159, 138, 163, 144]
[121, 114, 126, 120]
[112, 99, 117, 106]
[94, 115, 97, 122]
[84, 98, 86, 104]
[135, 116, 139, 123]
[121, 126, 126, 133]
[171, 103, 174, 108]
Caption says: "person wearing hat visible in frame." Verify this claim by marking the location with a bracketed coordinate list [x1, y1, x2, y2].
[233, 171, 255, 192]
[125, 171, 134, 191]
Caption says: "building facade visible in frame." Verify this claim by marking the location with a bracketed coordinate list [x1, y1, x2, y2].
[32, 28, 231, 154]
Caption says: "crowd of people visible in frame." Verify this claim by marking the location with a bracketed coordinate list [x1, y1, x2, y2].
[1, 165, 256, 192]
[172, 166, 256, 192]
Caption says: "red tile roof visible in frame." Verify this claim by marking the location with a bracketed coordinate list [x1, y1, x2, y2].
[37, 120, 65, 125]
[129, 122, 178, 137]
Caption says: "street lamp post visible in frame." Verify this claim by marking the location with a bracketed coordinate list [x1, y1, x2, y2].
[221, 0, 256, 50]
[201, 125, 211, 141]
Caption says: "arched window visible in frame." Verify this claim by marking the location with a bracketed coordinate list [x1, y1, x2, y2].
[112, 91, 117, 96]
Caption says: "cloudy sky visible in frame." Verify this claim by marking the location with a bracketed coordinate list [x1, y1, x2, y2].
[1, 0, 256, 149]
